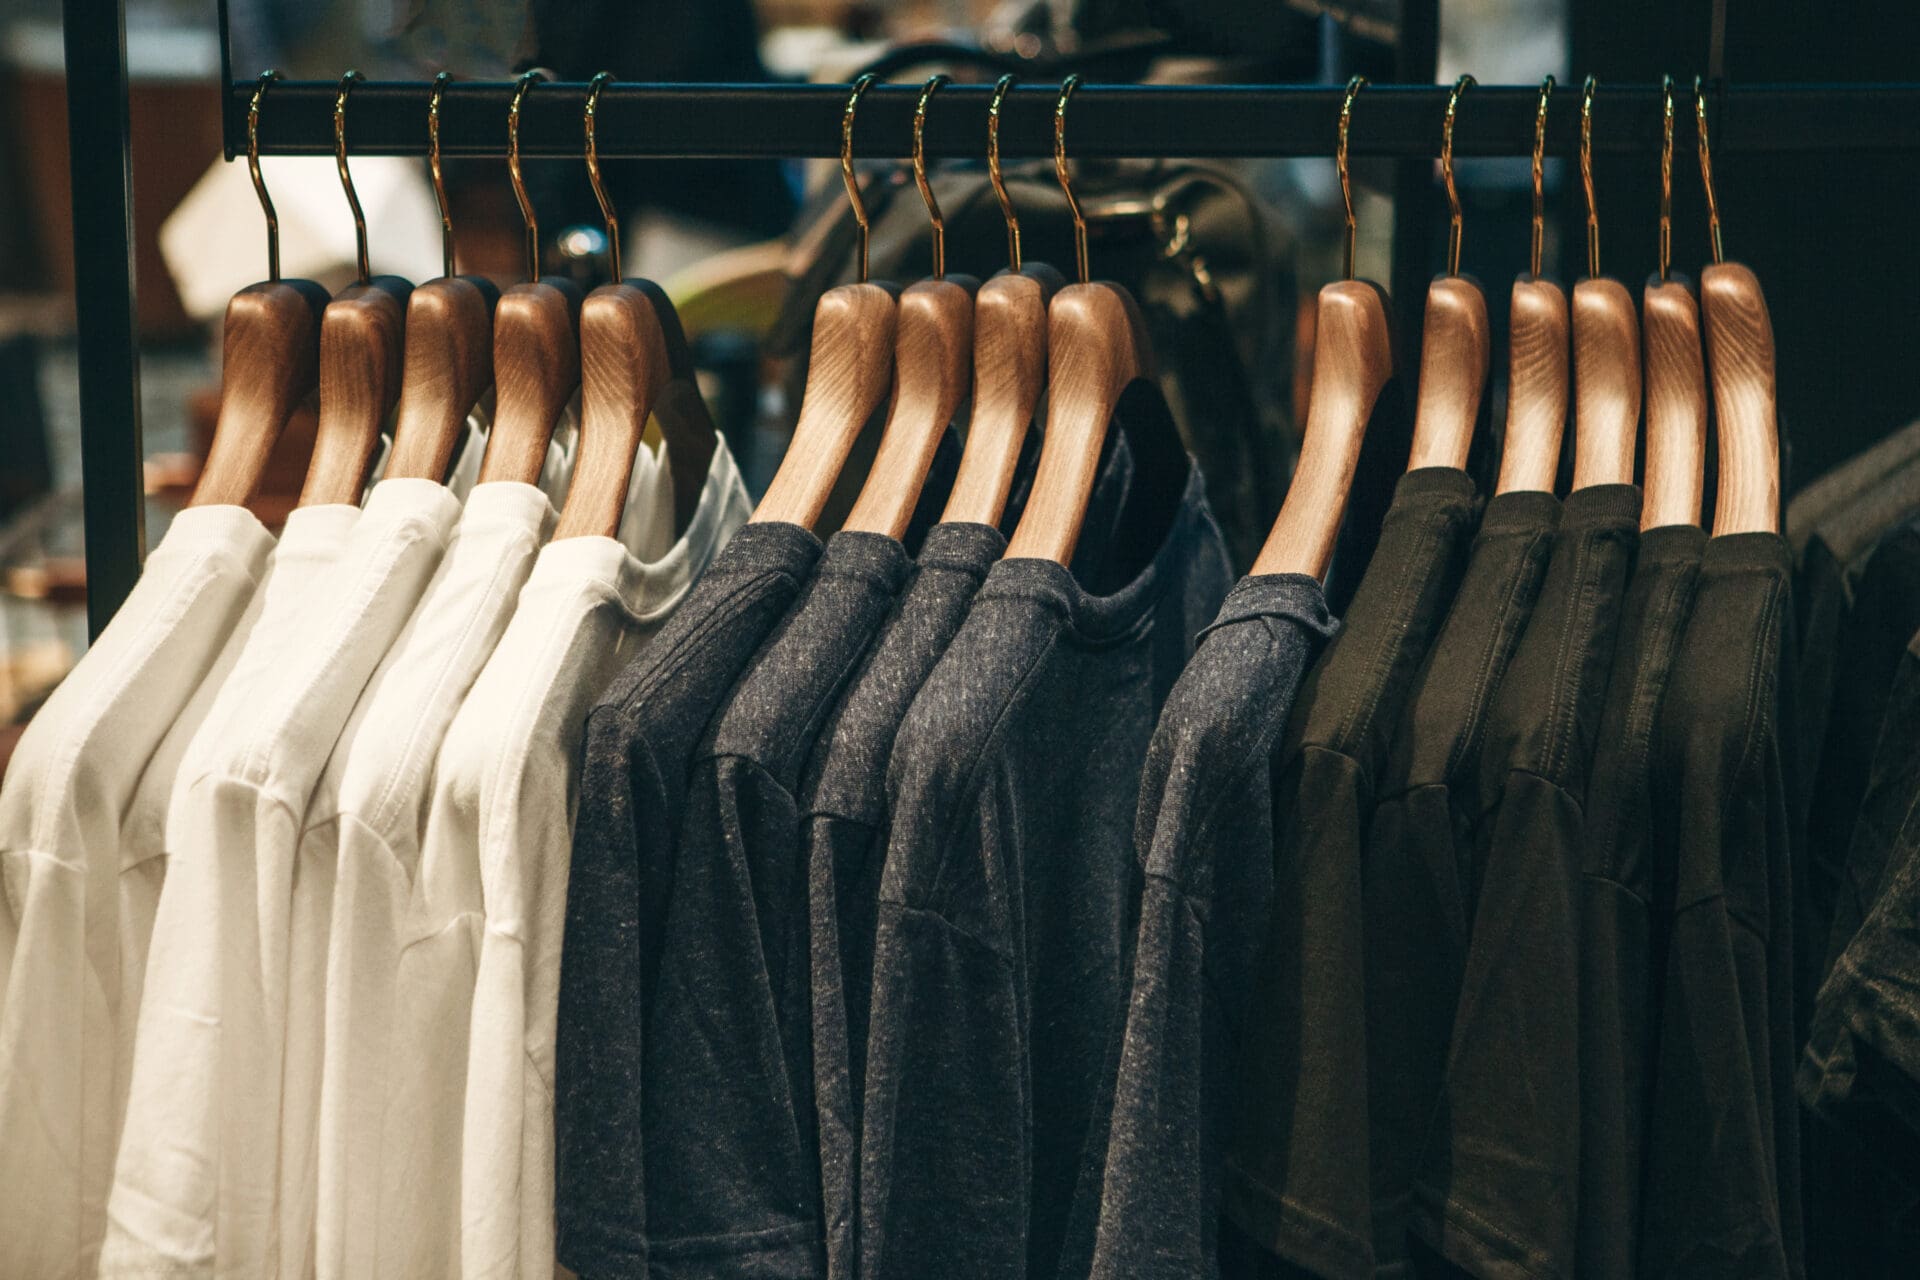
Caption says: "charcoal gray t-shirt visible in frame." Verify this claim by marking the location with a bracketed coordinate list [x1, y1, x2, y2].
[1087, 574, 1337, 1280]
[556, 520, 824, 1279]
[858, 462, 1234, 1280]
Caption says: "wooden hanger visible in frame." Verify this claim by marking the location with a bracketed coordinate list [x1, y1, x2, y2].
[1406, 77, 1490, 474]
[557, 74, 722, 540]
[944, 75, 1062, 528]
[1641, 79, 1707, 529]
[478, 72, 583, 487]
[1496, 76, 1570, 495]
[298, 72, 411, 508]
[1254, 78, 1395, 579]
[1006, 76, 1168, 565]
[844, 76, 978, 539]
[384, 73, 498, 486]
[190, 71, 330, 508]
[1569, 77, 1640, 490]
[752, 75, 899, 529]
[1695, 79, 1780, 536]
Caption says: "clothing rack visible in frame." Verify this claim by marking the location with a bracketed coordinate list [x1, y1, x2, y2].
[53, 0, 1920, 636]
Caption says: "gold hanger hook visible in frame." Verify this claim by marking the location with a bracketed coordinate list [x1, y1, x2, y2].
[1694, 75, 1725, 264]
[1442, 74, 1475, 277]
[509, 69, 543, 281]
[334, 70, 370, 284]
[988, 74, 1021, 269]
[1530, 74, 1553, 277]
[585, 71, 622, 282]
[1658, 75, 1675, 281]
[1054, 75, 1088, 284]
[1580, 75, 1600, 278]
[841, 73, 878, 284]
[913, 74, 950, 280]
[248, 69, 282, 282]
[428, 72, 455, 279]
[1338, 75, 1367, 281]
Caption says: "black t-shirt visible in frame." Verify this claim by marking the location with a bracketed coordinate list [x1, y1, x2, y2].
[1640, 533, 1798, 1280]
[1410, 483, 1641, 1280]
[859, 462, 1234, 1280]
[1223, 466, 1480, 1280]
[556, 520, 824, 1279]
[1364, 488, 1560, 1277]
[1576, 522, 1706, 1279]
[1088, 574, 1338, 1280]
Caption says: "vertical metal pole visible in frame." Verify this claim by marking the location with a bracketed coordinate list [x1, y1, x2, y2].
[62, 0, 146, 638]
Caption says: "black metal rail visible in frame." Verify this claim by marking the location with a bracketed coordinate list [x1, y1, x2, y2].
[226, 80, 1920, 161]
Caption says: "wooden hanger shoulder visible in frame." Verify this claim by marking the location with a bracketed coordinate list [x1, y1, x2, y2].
[298, 276, 411, 507]
[554, 283, 672, 541]
[943, 263, 1063, 528]
[1407, 273, 1490, 473]
[1701, 261, 1781, 535]
[189, 278, 329, 507]
[1495, 275, 1569, 494]
[383, 275, 497, 484]
[478, 279, 583, 487]
[1570, 276, 1641, 489]
[1641, 275, 1707, 529]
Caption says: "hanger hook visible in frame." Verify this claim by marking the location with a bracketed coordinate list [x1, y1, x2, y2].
[585, 71, 622, 282]
[1580, 75, 1600, 278]
[913, 74, 950, 280]
[1694, 76, 1725, 265]
[334, 70, 370, 285]
[248, 70, 282, 282]
[1442, 74, 1475, 277]
[1338, 75, 1366, 281]
[1658, 75, 1675, 282]
[427, 72, 455, 279]
[841, 74, 877, 284]
[1530, 74, 1553, 278]
[509, 70, 543, 282]
[1054, 75, 1088, 284]
[988, 74, 1022, 270]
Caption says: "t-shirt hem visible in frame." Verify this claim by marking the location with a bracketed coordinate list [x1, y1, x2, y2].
[1408, 1182, 1565, 1280]
[1220, 1165, 1374, 1280]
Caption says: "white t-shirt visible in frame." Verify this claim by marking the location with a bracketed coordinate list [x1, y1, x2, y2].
[306, 480, 556, 1280]
[0, 504, 273, 1280]
[102, 478, 461, 1279]
[451, 440, 749, 1279]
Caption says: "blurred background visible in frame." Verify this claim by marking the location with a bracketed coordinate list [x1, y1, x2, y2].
[1, 0, 1916, 754]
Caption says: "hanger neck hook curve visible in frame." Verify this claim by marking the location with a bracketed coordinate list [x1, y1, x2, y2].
[1694, 75, 1725, 265]
[914, 74, 949, 280]
[988, 74, 1021, 270]
[1338, 75, 1367, 281]
[334, 70, 370, 284]
[1658, 74, 1675, 281]
[509, 70, 543, 282]
[427, 72, 455, 279]
[1580, 75, 1600, 278]
[1054, 75, 1088, 284]
[248, 69, 282, 282]
[1530, 74, 1553, 278]
[585, 71, 622, 282]
[1442, 74, 1475, 277]
[841, 74, 878, 284]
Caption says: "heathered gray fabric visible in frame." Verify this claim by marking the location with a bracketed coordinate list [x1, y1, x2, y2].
[556, 520, 823, 1280]
[1086, 574, 1337, 1280]
[858, 462, 1234, 1280]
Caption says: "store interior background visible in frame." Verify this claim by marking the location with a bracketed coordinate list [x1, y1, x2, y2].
[0, 0, 1914, 754]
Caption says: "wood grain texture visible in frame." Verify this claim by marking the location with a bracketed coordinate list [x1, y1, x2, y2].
[298, 276, 411, 507]
[1254, 279, 1395, 579]
[189, 279, 328, 507]
[555, 283, 673, 540]
[1407, 274, 1490, 472]
[752, 282, 897, 528]
[844, 276, 978, 539]
[1571, 276, 1641, 489]
[1496, 275, 1569, 494]
[1702, 261, 1781, 536]
[942, 263, 1065, 527]
[478, 279, 583, 486]
[627, 278, 718, 537]
[383, 275, 496, 483]
[1641, 276, 1708, 529]
[1004, 282, 1154, 565]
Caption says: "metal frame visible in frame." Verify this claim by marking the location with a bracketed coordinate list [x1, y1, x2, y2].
[54, 2, 1920, 633]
